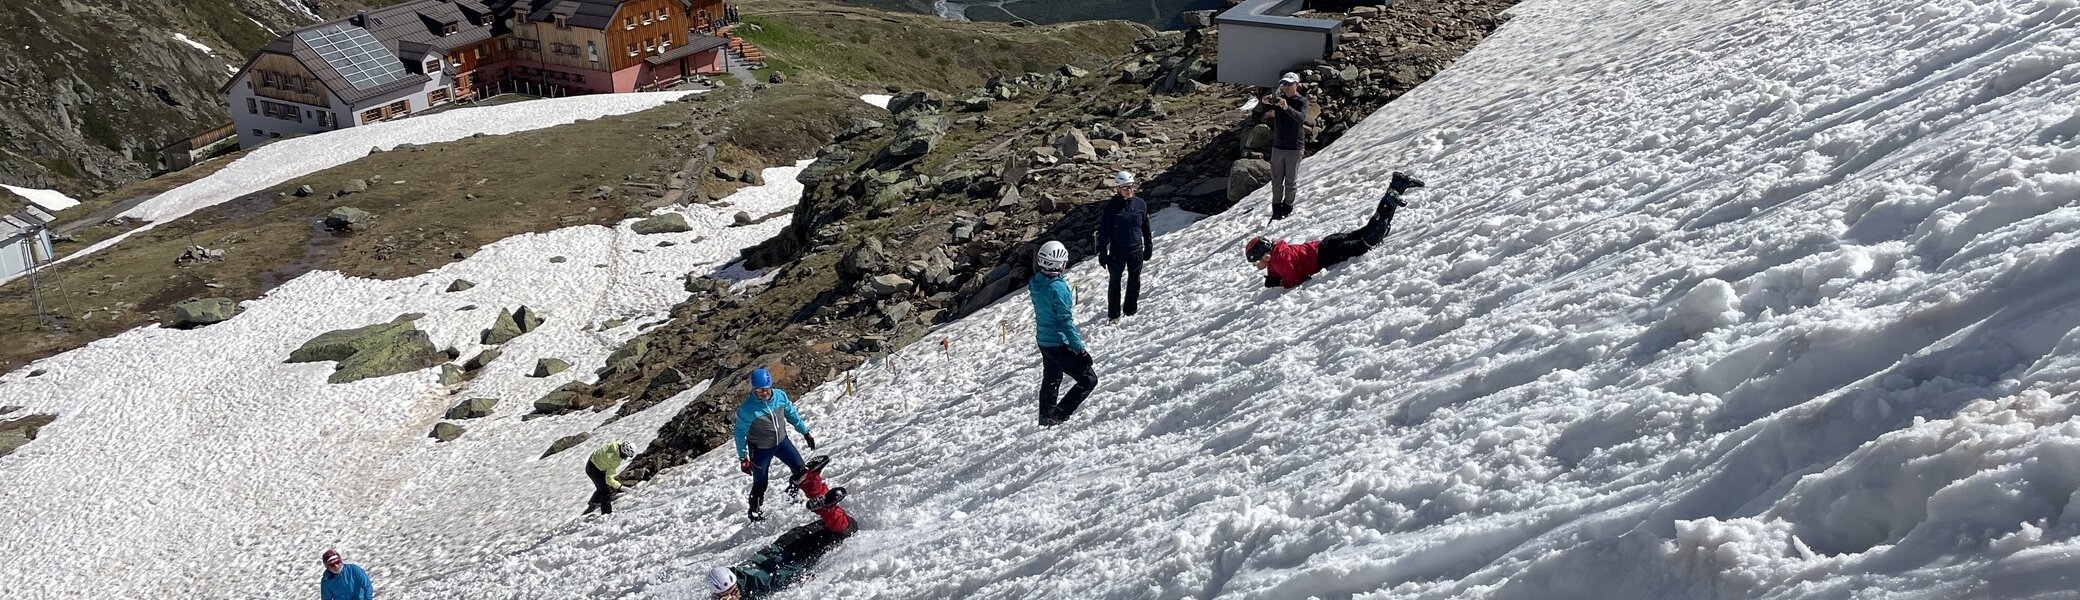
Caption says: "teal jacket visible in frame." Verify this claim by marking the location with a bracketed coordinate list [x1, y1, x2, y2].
[1028, 274, 1083, 351]
[734, 390, 810, 459]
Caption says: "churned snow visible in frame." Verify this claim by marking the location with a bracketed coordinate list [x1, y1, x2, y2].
[860, 93, 893, 109]
[422, 0, 2080, 597]
[45, 92, 690, 270]
[173, 32, 216, 54]
[6, 0, 2080, 595]
[0, 184, 81, 211]
[0, 161, 811, 598]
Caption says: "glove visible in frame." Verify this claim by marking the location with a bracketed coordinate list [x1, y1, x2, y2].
[804, 434, 818, 451]
[1142, 248, 1153, 262]
[1098, 252, 1113, 267]
[1263, 275, 1282, 289]
[739, 458, 753, 475]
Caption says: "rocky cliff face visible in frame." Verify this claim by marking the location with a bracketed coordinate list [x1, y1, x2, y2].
[0, 0, 393, 197]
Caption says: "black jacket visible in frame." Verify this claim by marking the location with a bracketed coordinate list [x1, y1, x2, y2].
[1096, 193, 1153, 263]
[1265, 93, 1308, 150]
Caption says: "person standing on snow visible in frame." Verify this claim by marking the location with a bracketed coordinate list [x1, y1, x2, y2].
[1257, 71, 1311, 220]
[1248, 172, 1424, 288]
[733, 368, 816, 522]
[583, 440, 637, 515]
[318, 549, 373, 600]
[1095, 170, 1154, 324]
[1029, 240, 1097, 426]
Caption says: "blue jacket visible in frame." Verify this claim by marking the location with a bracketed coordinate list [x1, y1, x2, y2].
[320, 564, 373, 600]
[1096, 193, 1153, 263]
[1028, 274, 1083, 351]
[734, 389, 810, 459]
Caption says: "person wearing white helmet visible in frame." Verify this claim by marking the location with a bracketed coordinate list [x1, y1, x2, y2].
[705, 518, 856, 599]
[1095, 170, 1154, 324]
[582, 440, 639, 515]
[1028, 240, 1097, 426]
[1256, 71, 1311, 220]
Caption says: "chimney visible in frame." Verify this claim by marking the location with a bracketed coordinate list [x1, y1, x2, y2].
[351, 10, 367, 27]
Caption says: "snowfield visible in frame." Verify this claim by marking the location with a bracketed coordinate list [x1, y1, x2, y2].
[0, 184, 81, 211]
[3, 0, 2079, 596]
[38, 92, 691, 272]
[0, 161, 810, 598]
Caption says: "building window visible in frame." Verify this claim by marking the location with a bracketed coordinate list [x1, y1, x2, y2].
[429, 88, 450, 105]
[645, 38, 656, 52]
[519, 38, 539, 50]
[625, 16, 634, 29]
[270, 132, 281, 139]
[627, 43, 637, 57]
[297, 76, 312, 94]
[386, 100, 409, 118]
[252, 128, 264, 137]
[261, 71, 278, 88]
[426, 59, 441, 73]
[642, 11, 653, 25]
[246, 98, 258, 114]
[657, 9, 669, 22]
[475, 47, 485, 59]
[554, 15, 568, 30]
[319, 111, 335, 127]
[362, 108, 382, 124]
[587, 41, 598, 62]
[260, 100, 302, 122]
[442, 22, 459, 35]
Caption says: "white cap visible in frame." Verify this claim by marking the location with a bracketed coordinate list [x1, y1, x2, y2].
[1112, 171, 1134, 187]
[706, 567, 737, 593]
[1280, 72, 1300, 84]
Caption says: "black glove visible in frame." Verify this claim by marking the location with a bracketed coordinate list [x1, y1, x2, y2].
[1143, 248, 1153, 262]
[804, 434, 818, 451]
[1263, 275, 1282, 289]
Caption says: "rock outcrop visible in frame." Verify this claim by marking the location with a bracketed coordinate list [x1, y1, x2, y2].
[285, 315, 443, 384]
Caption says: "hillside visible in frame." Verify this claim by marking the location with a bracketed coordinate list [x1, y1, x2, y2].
[0, 0, 416, 197]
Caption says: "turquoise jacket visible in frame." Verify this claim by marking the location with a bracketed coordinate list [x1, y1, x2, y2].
[319, 564, 373, 600]
[1028, 274, 1083, 351]
[734, 389, 810, 459]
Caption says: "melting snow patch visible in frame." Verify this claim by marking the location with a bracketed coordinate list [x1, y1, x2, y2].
[0, 184, 81, 211]
[173, 33, 214, 54]
[860, 94, 893, 109]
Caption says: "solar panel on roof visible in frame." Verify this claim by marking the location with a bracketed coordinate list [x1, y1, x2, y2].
[297, 25, 411, 92]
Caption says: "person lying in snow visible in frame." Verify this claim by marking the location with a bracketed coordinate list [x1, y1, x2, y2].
[1246, 172, 1424, 289]
[705, 458, 856, 599]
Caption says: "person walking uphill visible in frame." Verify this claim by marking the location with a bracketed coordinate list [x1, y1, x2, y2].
[583, 440, 637, 515]
[318, 549, 373, 600]
[1096, 170, 1154, 324]
[1029, 240, 1097, 426]
[734, 368, 816, 522]
[1248, 172, 1424, 288]
[1258, 71, 1311, 220]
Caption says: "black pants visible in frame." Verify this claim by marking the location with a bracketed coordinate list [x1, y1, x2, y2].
[1038, 345, 1098, 421]
[1106, 259, 1144, 320]
[1317, 198, 1398, 270]
[585, 463, 616, 515]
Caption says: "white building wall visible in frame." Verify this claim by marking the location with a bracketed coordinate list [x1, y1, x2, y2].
[229, 77, 350, 149]
[1218, 25, 1335, 88]
[0, 231, 53, 279]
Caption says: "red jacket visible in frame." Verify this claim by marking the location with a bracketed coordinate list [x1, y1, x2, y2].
[1265, 240, 1322, 288]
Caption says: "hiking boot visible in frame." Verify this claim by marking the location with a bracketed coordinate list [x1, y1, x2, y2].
[1389, 171, 1425, 193]
[807, 487, 848, 510]
[747, 508, 766, 522]
[1271, 202, 1294, 220]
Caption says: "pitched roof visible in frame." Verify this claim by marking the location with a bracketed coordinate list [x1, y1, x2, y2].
[645, 33, 730, 65]
[292, 24, 433, 104]
[224, 0, 504, 102]
[521, 0, 627, 30]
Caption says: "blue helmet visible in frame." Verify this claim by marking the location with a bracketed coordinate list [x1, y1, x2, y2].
[750, 368, 773, 389]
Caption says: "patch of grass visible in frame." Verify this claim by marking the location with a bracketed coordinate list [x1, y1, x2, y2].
[734, 3, 1141, 93]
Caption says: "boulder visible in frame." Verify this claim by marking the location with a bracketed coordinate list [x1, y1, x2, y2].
[1243, 124, 1274, 153]
[952, 95, 994, 112]
[429, 422, 465, 442]
[1122, 98, 1167, 119]
[881, 301, 914, 328]
[734, 211, 754, 226]
[995, 184, 1024, 210]
[324, 207, 376, 232]
[286, 316, 443, 384]
[541, 432, 591, 457]
[445, 397, 499, 419]
[631, 213, 693, 234]
[1059, 64, 1090, 78]
[337, 179, 369, 196]
[446, 279, 475, 292]
[837, 118, 886, 140]
[645, 367, 687, 394]
[868, 274, 915, 297]
[439, 363, 465, 385]
[170, 298, 239, 327]
[0, 414, 57, 458]
[1087, 122, 1126, 142]
[885, 91, 943, 117]
[603, 336, 649, 376]
[838, 239, 887, 281]
[768, 71, 787, 84]
[1037, 192, 1067, 214]
[481, 306, 544, 344]
[463, 348, 501, 371]
[796, 148, 854, 185]
[1090, 139, 1122, 157]
[1228, 159, 1273, 203]
[1054, 128, 1097, 162]
[293, 185, 315, 197]
[883, 114, 949, 158]
[1183, 9, 1217, 28]
[532, 357, 571, 377]
[532, 381, 592, 414]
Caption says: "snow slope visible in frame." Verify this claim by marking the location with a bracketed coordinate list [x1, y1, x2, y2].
[34, 92, 690, 274]
[0, 184, 81, 211]
[402, 0, 2080, 598]
[0, 161, 810, 598]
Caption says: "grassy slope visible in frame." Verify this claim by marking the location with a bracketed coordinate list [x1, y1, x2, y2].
[737, 0, 1143, 93]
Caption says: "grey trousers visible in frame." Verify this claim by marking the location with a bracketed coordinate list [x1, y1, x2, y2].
[1270, 147, 1302, 208]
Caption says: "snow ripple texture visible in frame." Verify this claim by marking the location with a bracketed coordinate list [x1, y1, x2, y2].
[0, 161, 811, 598]
[425, 0, 2080, 598]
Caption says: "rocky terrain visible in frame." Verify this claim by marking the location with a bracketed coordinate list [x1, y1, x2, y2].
[606, 0, 1523, 481]
[0, 0, 413, 197]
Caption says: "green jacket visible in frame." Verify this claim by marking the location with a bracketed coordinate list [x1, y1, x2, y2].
[589, 442, 627, 490]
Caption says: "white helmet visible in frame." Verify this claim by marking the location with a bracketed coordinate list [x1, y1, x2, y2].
[1036, 241, 1069, 275]
[1111, 171, 1134, 187]
[706, 566, 737, 593]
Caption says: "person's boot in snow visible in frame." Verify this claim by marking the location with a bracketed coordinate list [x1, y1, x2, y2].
[1389, 171, 1425, 194]
[748, 493, 766, 522]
